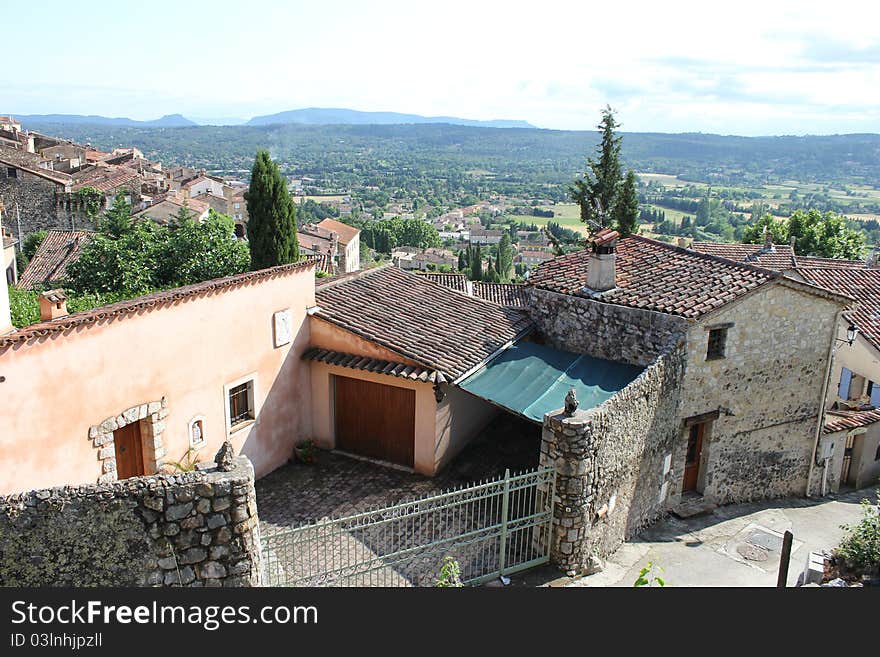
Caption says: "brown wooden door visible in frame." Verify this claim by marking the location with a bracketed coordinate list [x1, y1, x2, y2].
[334, 375, 415, 467]
[682, 422, 705, 492]
[114, 421, 145, 479]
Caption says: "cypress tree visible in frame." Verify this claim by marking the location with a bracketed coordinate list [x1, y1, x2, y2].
[469, 244, 482, 281]
[496, 232, 513, 282]
[457, 250, 467, 271]
[245, 150, 299, 270]
[570, 105, 622, 228]
[613, 170, 640, 237]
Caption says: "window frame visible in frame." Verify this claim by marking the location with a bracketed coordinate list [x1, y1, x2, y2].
[706, 327, 729, 360]
[188, 415, 207, 449]
[223, 372, 258, 436]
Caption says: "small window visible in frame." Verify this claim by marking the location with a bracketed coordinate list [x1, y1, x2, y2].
[228, 381, 255, 428]
[706, 328, 727, 360]
[7, 167, 17, 178]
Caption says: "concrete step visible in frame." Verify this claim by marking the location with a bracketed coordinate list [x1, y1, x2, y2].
[670, 497, 717, 519]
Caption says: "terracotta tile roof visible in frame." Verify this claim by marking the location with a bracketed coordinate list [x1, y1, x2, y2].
[691, 242, 797, 270]
[315, 266, 533, 380]
[71, 165, 141, 193]
[824, 408, 880, 433]
[132, 195, 210, 223]
[413, 272, 468, 293]
[17, 229, 93, 290]
[794, 255, 868, 269]
[303, 347, 443, 383]
[529, 235, 780, 320]
[796, 267, 880, 351]
[0, 146, 71, 185]
[316, 218, 359, 245]
[472, 282, 528, 308]
[1, 260, 316, 348]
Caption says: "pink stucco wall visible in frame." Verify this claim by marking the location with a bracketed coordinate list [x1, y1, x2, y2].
[0, 266, 316, 495]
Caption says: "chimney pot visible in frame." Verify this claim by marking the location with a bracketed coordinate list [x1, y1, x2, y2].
[585, 228, 619, 293]
[39, 289, 68, 321]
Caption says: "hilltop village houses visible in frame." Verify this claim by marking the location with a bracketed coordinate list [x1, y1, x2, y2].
[2, 189, 873, 576]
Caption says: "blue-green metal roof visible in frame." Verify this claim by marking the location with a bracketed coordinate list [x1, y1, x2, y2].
[457, 341, 644, 423]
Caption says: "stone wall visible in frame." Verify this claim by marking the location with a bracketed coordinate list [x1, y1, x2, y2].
[0, 456, 262, 587]
[526, 287, 687, 366]
[676, 282, 841, 505]
[539, 345, 685, 572]
[0, 169, 76, 236]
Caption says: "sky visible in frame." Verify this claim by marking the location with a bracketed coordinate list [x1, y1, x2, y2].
[2, 0, 879, 135]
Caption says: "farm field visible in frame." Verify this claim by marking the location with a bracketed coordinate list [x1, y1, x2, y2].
[509, 203, 590, 235]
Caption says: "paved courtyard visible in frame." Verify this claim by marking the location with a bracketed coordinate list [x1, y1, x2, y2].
[256, 412, 541, 530]
[567, 485, 879, 588]
[255, 412, 543, 586]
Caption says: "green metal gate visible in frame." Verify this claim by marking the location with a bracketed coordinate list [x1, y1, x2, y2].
[261, 466, 556, 587]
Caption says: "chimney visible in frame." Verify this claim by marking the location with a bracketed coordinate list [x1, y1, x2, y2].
[585, 228, 620, 293]
[761, 225, 775, 253]
[0, 211, 12, 335]
[39, 289, 69, 321]
[867, 247, 880, 269]
[677, 236, 690, 249]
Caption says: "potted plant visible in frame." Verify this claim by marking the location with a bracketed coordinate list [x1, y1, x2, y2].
[293, 439, 317, 464]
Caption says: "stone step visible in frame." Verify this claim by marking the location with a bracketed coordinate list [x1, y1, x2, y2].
[670, 497, 717, 519]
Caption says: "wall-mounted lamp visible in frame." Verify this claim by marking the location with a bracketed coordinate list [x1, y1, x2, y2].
[836, 323, 859, 347]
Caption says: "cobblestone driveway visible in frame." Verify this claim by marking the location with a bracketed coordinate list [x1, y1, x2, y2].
[255, 413, 543, 586]
[256, 412, 541, 530]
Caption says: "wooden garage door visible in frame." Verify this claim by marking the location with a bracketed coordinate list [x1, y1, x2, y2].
[334, 375, 415, 467]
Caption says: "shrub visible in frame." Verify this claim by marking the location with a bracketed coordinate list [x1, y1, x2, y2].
[835, 492, 880, 575]
[435, 556, 463, 587]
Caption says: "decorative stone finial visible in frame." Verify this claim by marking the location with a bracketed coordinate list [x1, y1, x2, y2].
[564, 387, 579, 416]
[214, 440, 236, 472]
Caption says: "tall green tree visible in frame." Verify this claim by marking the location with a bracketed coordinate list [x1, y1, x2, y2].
[613, 170, 640, 237]
[469, 244, 482, 281]
[245, 150, 299, 270]
[495, 232, 513, 281]
[570, 105, 622, 228]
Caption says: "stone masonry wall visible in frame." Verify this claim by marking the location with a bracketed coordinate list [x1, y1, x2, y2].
[526, 287, 688, 367]
[539, 345, 685, 572]
[0, 456, 262, 587]
[676, 283, 840, 506]
[0, 170, 75, 236]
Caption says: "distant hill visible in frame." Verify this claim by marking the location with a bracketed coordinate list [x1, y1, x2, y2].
[11, 113, 198, 127]
[246, 107, 535, 129]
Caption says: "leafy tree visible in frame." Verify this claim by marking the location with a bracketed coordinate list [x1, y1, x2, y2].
[570, 105, 622, 228]
[245, 150, 299, 270]
[742, 209, 865, 259]
[159, 207, 250, 286]
[834, 492, 880, 575]
[613, 170, 640, 237]
[495, 232, 513, 281]
[66, 196, 248, 295]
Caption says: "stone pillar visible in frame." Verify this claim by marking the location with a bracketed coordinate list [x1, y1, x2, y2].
[539, 408, 595, 574]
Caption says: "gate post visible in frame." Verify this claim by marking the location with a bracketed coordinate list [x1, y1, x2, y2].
[539, 408, 594, 575]
[498, 468, 510, 575]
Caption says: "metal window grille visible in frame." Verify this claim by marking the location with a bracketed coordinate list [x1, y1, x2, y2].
[229, 382, 252, 426]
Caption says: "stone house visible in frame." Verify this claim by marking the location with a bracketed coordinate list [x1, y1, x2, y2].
[469, 228, 504, 245]
[529, 232, 851, 512]
[0, 145, 75, 235]
[693, 239, 880, 494]
[132, 193, 211, 224]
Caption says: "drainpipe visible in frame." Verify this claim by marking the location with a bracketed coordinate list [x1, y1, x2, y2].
[807, 309, 841, 497]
